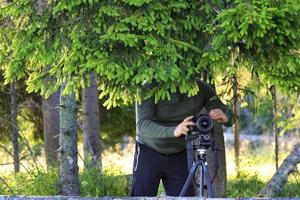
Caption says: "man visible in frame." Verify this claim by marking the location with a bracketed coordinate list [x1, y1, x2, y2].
[131, 79, 233, 197]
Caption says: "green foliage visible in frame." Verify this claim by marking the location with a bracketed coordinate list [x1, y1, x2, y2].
[205, 0, 300, 92]
[276, 94, 300, 135]
[0, 71, 11, 141]
[0, 74, 43, 142]
[249, 94, 273, 133]
[1, 0, 300, 108]
[99, 104, 135, 147]
[0, 0, 223, 108]
[0, 169, 60, 195]
[87, 0, 220, 107]
[227, 173, 265, 197]
[0, 166, 129, 196]
[80, 167, 129, 196]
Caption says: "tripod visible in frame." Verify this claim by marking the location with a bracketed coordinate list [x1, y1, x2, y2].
[179, 142, 214, 197]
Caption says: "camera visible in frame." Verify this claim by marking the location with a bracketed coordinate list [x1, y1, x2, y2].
[186, 114, 214, 148]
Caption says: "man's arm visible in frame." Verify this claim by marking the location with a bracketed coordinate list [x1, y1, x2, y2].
[136, 99, 196, 138]
[136, 98, 176, 138]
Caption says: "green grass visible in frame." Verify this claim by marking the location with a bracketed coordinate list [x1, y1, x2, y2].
[225, 144, 300, 198]
[279, 172, 300, 197]
[1, 142, 299, 197]
[0, 166, 129, 196]
[1, 164, 299, 197]
[80, 167, 129, 197]
[227, 173, 265, 197]
[0, 168, 60, 196]
[226, 171, 300, 197]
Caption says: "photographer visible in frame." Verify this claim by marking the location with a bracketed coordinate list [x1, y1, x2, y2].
[131, 79, 233, 197]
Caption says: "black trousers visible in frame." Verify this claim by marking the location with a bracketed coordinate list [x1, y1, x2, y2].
[131, 142, 194, 197]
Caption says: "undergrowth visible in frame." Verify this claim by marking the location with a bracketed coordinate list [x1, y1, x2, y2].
[1, 166, 299, 197]
[0, 166, 129, 196]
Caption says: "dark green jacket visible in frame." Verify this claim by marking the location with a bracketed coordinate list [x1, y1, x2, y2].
[136, 80, 233, 155]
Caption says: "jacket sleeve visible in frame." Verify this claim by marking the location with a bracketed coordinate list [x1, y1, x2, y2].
[200, 81, 235, 127]
[135, 98, 176, 138]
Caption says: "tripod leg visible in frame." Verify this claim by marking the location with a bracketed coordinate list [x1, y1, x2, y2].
[199, 165, 204, 197]
[203, 162, 214, 198]
[179, 164, 197, 197]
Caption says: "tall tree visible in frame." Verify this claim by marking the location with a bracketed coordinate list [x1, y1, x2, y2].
[82, 72, 101, 170]
[1, 0, 299, 120]
[271, 85, 279, 170]
[59, 84, 80, 196]
[10, 81, 19, 173]
[42, 91, 60, 167]
[205, 1, 300, 192]
[205, 0, 300, 94]
[1, 0, 19, 174]
[232, 73, 241, 175]
[33, 0, 60, 168]
[229, 47, 241, 176]
[207, 122, 227, 197]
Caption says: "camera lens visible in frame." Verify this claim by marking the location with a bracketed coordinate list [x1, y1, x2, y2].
[195, 115, 213, 132]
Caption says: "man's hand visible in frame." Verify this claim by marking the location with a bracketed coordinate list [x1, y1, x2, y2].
[209, 109, 228, 124]
[174, 116, 195, 137]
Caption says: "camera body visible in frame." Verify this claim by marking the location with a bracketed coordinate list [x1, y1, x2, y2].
[186, 114, 214, 148]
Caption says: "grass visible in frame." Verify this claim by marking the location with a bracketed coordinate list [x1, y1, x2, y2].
[226, 170, 300, 197]
[0, 166, 129, 196]
[280, 177, 300, 197]
[0, 168, 60, 196]
[0, 138, 299, 197]
[227, 173, 265, 197]
[225, 142, 300, 197]
[80, 167, 129, 196]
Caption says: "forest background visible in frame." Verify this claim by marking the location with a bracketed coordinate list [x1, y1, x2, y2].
[0, 0, 300, 198]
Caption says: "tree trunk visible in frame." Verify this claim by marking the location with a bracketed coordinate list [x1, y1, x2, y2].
[259, 143, 300, 197]
[32, 0, 58, 169]
[207, 122, 227, 197]
[42, 90, 60, 167]
[271, 85, 279, 170]
[232, 74, 240, 176]
[82, 73, 101, 171]
[5, 0, 18, 174]
[10, 81, 19, 173]
[59, 84, 80, 196]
